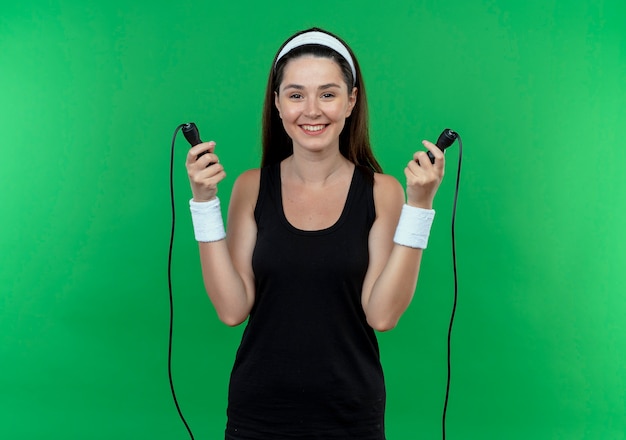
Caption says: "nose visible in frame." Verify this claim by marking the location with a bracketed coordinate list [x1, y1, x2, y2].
[304, 98, 321, 118]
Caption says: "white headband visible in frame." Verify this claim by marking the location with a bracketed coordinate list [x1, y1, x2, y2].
[275, 31, 357, 85]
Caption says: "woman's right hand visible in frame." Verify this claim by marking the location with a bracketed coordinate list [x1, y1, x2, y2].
[185, 141, 227, 202]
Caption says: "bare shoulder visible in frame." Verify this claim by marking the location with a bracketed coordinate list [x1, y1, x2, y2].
[232, 169, 260, 200]
[228, 169, 261, 218]
[234, 168, 261, 188]
[373, 172, 405, 213]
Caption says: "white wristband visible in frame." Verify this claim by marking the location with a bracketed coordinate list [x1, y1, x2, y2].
[189, 197, 226, 242]
[393, 204, 436, 249]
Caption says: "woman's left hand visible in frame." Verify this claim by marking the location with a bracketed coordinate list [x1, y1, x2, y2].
[403, 140, 445, 209]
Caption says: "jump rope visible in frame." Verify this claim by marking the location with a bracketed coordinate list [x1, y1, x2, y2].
[168, 123, 463, 439]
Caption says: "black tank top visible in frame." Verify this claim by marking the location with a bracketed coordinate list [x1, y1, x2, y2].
[226, 163, 386, 440]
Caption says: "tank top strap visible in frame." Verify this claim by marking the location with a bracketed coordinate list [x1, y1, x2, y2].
[353, 164, 376, 226]
[254, 163, 280, 226]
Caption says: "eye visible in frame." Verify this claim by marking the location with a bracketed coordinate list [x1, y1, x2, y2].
[321, 93, 335, 99]
[289, 93, 303, 100]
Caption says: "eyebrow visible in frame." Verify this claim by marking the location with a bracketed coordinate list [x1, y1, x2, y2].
[281, 83, 343, 91]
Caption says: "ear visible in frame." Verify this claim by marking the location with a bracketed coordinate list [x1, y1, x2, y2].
[274, 91, 282, 119]
[346, 87, 358, 117]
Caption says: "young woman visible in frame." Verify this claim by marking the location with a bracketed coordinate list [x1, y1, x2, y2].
[185, 28, 446, 440]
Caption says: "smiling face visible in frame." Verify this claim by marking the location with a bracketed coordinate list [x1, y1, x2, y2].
[274, 55, 357, 155]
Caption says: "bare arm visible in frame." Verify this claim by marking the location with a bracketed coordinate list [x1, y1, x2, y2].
[361, 141, 445, 331]
[186, 142, 257, 326]
[197, 170, 258, 326]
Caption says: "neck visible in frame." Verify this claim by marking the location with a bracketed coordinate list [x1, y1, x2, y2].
[283, 150, 352, 185]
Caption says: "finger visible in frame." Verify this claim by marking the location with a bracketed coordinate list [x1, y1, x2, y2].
[190, 165, 226, 190]
[406, 158, 421, 175]
[196, 152, 220, 168]
[422, 140, 442, 158]
[186, 141, 216, 164]
[405, 161, 427, 186]
[196, 162, 225, 179]
[422, 140, 445, 169]
[201, 168, 228, 191]
[194, 141, 216, 158]
[412, 151, 432, 169]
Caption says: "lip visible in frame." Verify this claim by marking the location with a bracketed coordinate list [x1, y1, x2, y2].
[299, 124, 329, 135]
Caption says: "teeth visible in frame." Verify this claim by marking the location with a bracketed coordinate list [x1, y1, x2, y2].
[302, 125, 325, 132]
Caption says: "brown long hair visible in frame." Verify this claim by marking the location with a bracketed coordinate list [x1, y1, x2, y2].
[260, 28, 382, 173]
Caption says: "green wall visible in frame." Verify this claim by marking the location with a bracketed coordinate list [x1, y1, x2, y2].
[2, 0, 625, 438]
